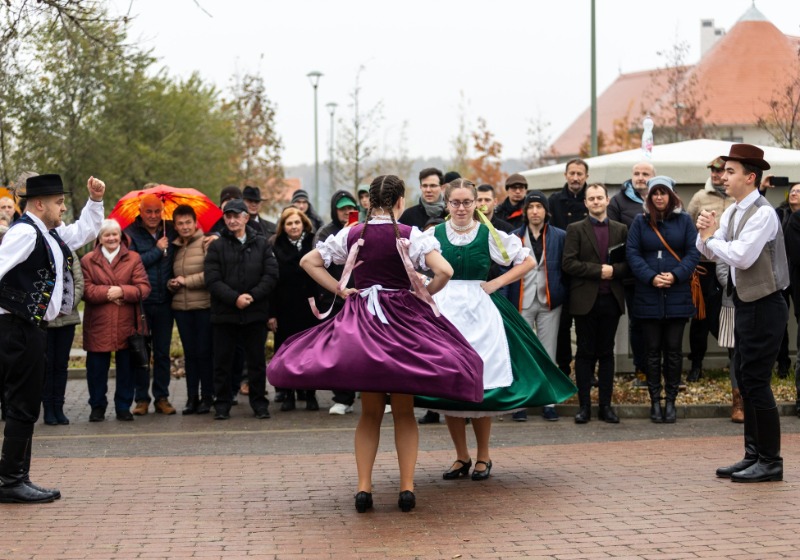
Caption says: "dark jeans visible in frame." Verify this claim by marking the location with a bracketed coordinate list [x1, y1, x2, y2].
[44, 324, 76, 406]
[86, 350, 135, 411]
[574, 294, 622, 406]
[555, 307, 574, 376]
[776, 290, 791, 369]
[213, 322, 268, 413]
[688, 263, 722, 366]
[733, 290, 787, 410]
[174, 309, 214, 399]
[135, 302, 173, 403]
[623, 283, 647, 373]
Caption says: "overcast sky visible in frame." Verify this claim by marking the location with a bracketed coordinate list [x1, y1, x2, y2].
[109, 0, 799, 166]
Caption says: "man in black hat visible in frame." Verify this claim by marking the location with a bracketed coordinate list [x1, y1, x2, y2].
[697, 143, 788, 483]
[0, 174, 105, 503]
[204, 199, 278, 420]
[494, 174, 529, 229]
[243, 185, 277, 240]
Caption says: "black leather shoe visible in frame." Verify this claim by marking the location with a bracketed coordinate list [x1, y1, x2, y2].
[214, 408, 230, 420]
[574, 405, 591, 424]
[398, 490, 416, 512]
[686, 366, 702, 383]
[53, 405, 70, 425]
[254, 408, 271, 419]
[443, 459, 472, 480]
[0, 481, 56, 504]
[731, 459, 783, 483]
[663, 400, 677, 424]
[280, 394, 296, 412]
[24, 481, 60, 500]
[471, 460, 493, 481]
[43, 404, 58, 426]
[89, 407, 106, 422]
[196, 397, 213, 415]
[355, 491, 373, 513]
[182, 396, 199, 415]
[598, 405, 620, 424]
[716, 456, 758, 478]
[418, 410, 440, 424]
[116, 410, 134, 421]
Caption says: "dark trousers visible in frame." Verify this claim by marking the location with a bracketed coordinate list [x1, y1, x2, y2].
[0, 316, 46, 438]
[776, 290, 792, 369]
[332, 391, 356, 406]
[43, 324, 76, 406]
[213, 322, 268, 413]
[623, 283, 647, 373]
[688, 263, 722, 366]
[733, 291, 787, 410]
[134, 302, 173, 403]
[86, 350, 134, 412]
[642, 318, 687, 400]
[174, 309, 214, 400]
[574, 294, 622, 406]
[555, 306, 574, 376]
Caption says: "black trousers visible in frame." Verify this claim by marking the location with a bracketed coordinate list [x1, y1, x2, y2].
[574, 294, 622, 406]
[0, 315, 47, 440]
[213, 322, 268, 412]
[623, 283, 647, 373]
[555, 307, 574, 376]
[688, 262, 722, 366]
[733, 290, 787, 410]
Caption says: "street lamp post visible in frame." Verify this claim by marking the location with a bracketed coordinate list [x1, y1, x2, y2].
[326, 102, 338, 200]
[307, 70, 323, 211]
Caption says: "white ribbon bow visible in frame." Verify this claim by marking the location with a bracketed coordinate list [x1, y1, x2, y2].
[359, 285, 397, 324]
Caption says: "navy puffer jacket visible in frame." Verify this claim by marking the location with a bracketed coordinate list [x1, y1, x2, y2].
[626, 209, 700, 320]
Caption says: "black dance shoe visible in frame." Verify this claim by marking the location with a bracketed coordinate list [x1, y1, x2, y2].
[398, 490, 416, 512]
[355, 491, 373, 513]
[471, 460, 493, 481]
[442, 459, 472, 480]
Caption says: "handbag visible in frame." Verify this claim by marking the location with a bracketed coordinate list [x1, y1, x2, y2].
[128, 299, 151, 368]
[648, 223, 706, 320]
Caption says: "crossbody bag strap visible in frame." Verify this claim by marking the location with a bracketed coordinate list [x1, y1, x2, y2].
[649, 222, 681, 262]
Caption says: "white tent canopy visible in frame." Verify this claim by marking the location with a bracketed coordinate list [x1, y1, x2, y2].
[522, 139, 800, 191]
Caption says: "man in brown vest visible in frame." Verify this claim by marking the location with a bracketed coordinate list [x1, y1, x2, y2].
[696, 144, 789, 483]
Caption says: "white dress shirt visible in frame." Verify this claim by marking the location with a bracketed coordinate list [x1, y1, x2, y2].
[0, 199, 104, 321]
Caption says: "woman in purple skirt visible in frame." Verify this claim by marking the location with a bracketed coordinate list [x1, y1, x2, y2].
[268, 175, 483, 513]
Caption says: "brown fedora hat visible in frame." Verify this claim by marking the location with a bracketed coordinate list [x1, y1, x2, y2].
[720, 143, 771, 171]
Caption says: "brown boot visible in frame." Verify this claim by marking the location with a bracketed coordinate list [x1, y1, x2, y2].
[731, 388, 744, 424]
[132, 401, 149, 416]
[154, 399, 176, 415]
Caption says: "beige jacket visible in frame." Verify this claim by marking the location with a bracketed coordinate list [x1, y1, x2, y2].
[171, 230, 210, 311]
[687, 179, 735, 263]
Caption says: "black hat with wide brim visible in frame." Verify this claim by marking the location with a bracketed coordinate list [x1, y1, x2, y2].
[20, 174, 71, 198]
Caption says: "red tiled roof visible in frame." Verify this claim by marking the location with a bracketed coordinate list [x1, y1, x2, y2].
[551, 17, 800, 157]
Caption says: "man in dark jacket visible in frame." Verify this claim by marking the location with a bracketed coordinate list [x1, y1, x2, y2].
[506, 190, 567, 422]
[124, 195, 178, 416]
[548, 158, 590, 379]
[476, 184, 514, 233]
[205, 200, 279, 420]
[563, 183, 629, 424]
[291, 189, 324, 232]
[494, 174, 528, 229]
[313, 190, 359, 415]
[608, 162, 655, 386]
[399, 167, 446, 230]
[243, 185, 277, 241]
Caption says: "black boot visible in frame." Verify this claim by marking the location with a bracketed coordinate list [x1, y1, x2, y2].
[53, 404, 69, 425]
[663, 400, 677, 423]
[0, 437, 57, 503]
[280, 391, 296, 411]
[21, 436, 60, 500]
[42, 403, 58, 426]
[731, 406, 783, 483]
[182, 396, 200, 415]
[717, 399, 758, 478]
[663, 351, 682, 424]
[196, 396, 213, 415]
[646, 351, 663, 424]
[305, 391, 319, 411]
[686, 362, 702, 382]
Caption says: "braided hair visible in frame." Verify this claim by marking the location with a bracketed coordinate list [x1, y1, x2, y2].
[358, 174, 406, 242]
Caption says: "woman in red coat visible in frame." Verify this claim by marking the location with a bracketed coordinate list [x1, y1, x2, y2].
[81, 219, 151, 422]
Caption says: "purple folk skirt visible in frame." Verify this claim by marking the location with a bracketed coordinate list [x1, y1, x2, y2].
[267, 288, 484, 403]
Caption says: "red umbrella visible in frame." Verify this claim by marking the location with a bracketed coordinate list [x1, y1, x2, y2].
[108, 185, 222, 233]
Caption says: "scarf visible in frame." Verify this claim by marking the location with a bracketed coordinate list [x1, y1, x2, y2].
[289, 231, 306, 251]
[421, 195, 445, 218]
[101, 246, 120, 264]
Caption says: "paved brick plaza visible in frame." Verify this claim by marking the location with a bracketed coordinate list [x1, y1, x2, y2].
[3, 379, 800, 559]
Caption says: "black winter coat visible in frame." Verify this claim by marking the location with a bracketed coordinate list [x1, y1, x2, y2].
[548, 184, 588, 230]
[204, 225, 279, 324]
[269, 232, 319, 349]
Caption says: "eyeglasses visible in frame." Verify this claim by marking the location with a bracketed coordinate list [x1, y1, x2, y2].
[448, 200, 475, 209]
[790, 190, 800, 195]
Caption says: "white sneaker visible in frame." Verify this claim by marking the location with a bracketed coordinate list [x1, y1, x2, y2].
[329, 403, 353, 415]
[384, 404, 392, 414]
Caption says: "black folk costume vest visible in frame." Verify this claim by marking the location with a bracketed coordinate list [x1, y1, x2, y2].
[0, 214, 73, 326]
